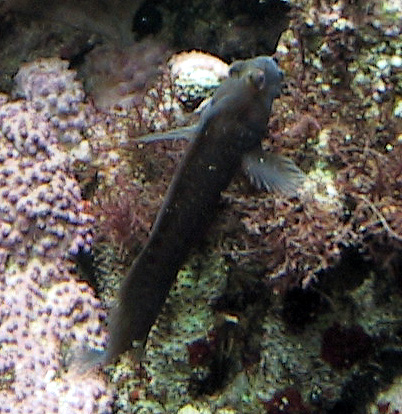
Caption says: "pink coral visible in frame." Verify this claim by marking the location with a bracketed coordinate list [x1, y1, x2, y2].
[0, 99, 94, 270]
[0, 80, 113, 411]
[0, 259, 113, 413]
[12, 57, 95, 145]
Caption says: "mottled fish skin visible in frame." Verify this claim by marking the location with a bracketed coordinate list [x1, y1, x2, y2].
[97, 57, 284, 364]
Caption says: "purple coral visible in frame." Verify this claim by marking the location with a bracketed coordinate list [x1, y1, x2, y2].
[0, 259, 113, 413]
[0, 100, 57, 155]
[0, 78, 112, 410]
[12, 57, 95, 145]
[0, 99, 94, 270]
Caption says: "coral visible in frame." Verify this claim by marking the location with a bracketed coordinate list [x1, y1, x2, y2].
[0, 64, 113, 411]
[0, 258, 113, 413]
[92, 3, 401, 405]
[89, 6, 400, 404]
[321, 322, 373, 370]
[127, 72, 184, 136]
[218, 191, 348, 290]
[211, 0, 402, 291]
[0, 99, 94, 270]
[12, 57, 95, 147]
[0, 0, 399, 412]
[0, 99, 57, 155]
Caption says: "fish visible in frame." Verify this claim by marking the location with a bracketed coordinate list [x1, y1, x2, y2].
[81, 56, 305, 367]
[136, 57, 305, 196]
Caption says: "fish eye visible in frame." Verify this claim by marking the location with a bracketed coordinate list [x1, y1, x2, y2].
[249, 69, 265, 90]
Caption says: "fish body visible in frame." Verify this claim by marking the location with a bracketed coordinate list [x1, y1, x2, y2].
[137, 57, 305, 196]
[95, 57, 295, 365]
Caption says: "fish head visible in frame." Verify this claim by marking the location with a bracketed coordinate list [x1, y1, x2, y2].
[229, 56, 283, 100]
[248, 56, 283, 98]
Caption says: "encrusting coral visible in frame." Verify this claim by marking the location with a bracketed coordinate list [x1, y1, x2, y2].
[0, 98, 94, 270]
[12, 58, 94, 147]
[0, 259, 112, 413]
[0, 59, 114, 412]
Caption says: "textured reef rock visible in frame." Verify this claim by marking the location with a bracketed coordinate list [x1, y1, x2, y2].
[0, 0, 142, 45]
[93, 2, 400, 413]
[81, 39, 168, 111]
[169, 50, 230, 110]
[0, 1, 401, 413]
[0, 0, 148, 93]
[154, 0, 292, 59]
[0, 0, 291, 94]
[0, 99, 94, 269]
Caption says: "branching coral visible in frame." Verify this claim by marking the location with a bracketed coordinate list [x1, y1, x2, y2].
[215, 187, 351, 290]
[329, 132, 401, 241]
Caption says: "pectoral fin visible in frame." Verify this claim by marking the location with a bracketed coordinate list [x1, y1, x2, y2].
[242, 148, 305, 196]
[135, 125, 197, 143]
